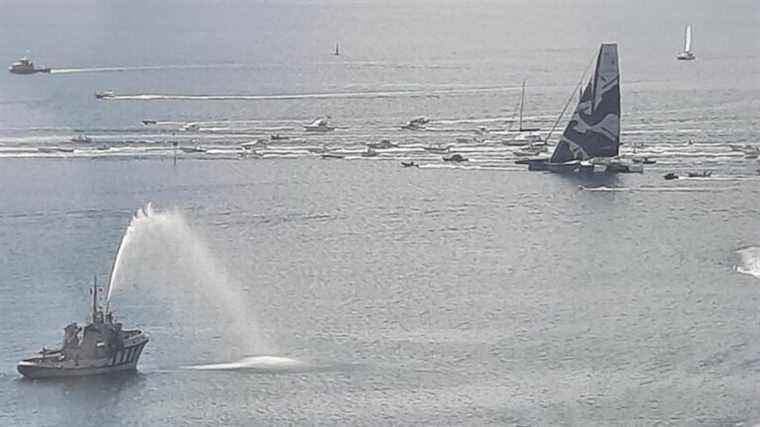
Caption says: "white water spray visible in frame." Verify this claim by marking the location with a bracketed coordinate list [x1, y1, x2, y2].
[107, 203, 270, 359]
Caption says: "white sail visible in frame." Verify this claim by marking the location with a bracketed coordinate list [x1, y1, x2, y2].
[684, 24, 692, 52]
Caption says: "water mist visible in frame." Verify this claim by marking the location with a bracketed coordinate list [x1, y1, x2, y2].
[107, 203, 271, 361]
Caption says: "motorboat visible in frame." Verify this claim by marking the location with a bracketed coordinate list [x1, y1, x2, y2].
[241, 140, 268, 150]
[8, 57, 50, 74]
[367, 139, 398, 149]
[361, 147, 379, 157]
[423, 145, 452, 154]
[95, 91, 115, 99]
[71, 134, 92, 143]
[180, 145, 206, 153]
[270, 134, 289, 141]
[442, 153, 467, 162]
[182, 123, 200, 131]
[17, 279, 148, 379]
[632, 156, 656, 164]
[321, 153, 345, 159]
[141, 120, 157, 125]
[401, 161, 419, 168]
[687, 170, 712, 178]
[401, 117, 429, 130]
[304, 117, 335, 132]
[664, 172, 679, 180]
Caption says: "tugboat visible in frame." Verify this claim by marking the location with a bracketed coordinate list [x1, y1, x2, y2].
[17, 280, 149, 379]
[8, 57, 51, 74]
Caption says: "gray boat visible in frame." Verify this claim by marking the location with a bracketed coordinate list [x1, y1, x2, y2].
[17, 281, 148, 379]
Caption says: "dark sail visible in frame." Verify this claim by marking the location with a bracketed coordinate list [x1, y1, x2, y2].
[550, 43, 620, 164]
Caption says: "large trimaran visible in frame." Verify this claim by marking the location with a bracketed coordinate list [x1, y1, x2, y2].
[522, 43, 639, 173]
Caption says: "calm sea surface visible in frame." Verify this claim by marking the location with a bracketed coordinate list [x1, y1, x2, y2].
[1, 1, 760, 425]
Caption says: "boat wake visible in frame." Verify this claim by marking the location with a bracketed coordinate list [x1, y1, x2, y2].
[49, 63, 249, 74]
[736, 247, 760, 279]
[100, 86, 516, 102]
[182, 356, 307, 372]
[580, 186, 740, 193]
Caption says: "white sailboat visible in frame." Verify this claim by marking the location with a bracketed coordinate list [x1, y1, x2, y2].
[676, 24, 696, 60]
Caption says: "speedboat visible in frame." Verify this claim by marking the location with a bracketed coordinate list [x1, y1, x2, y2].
[367, 139, 398, 149]
[241, 139, 267, 150]
[442, 153, 467, 162]
[401, 161, 419, 168]
[401, 117, 430, 130]
[321, 153, 345, 159]
[687, 170, 712, 178]
[95, 91, 115, 99]
[423, 145, 452, 154]
[304, 117, 335, 132]
[361, 147, 379, 157]
[270, 134, 289, 141]
[664, 172, 679, 180]
[141, 119, 157, 125]
[632, 156, 656, 164]
[182, 123, 200, 131]
[8, 57, 50, 74]
[71, 134, 92, 143]
[180, 145, 206, 153]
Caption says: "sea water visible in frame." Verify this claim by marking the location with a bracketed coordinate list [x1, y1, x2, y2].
[1, 0, 760, 425]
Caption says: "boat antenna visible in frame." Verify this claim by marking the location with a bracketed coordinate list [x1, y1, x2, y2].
[92, 275, 99, 322]
[544, 52, 597, 145]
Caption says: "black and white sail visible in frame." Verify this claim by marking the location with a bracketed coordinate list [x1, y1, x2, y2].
[549, 43, 620, 164]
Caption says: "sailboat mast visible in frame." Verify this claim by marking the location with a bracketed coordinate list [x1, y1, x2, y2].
[519, 80, 526, 131]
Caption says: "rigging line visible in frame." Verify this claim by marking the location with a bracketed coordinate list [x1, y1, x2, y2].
[544, 51, 597, 144]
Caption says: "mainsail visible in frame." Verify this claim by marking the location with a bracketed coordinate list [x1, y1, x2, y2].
[684, 25, 692, 52]
[549, 43, 620, 164]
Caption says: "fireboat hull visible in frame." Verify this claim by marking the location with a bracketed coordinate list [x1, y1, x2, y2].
[17, 337, 148, 379]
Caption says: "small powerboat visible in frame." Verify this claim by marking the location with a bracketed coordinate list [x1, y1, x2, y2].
[367, 139, 398, 149]
[304, 117, 335, 132]
[270, 134, 289, 140]
[141, 120, 157, 125]
[241, 140, 267, 150]
[180, 145, 206, 153]
[442, 154, 467, 162]
[687, 170, 712, 178]
[321, 153, 345, 159]
[95, 91, 115, 99]
[401, 161, 418, 168]
[423, 145, 451, 154]
[9, 57, 50, 74]
[664, 172, 679, 180]
[361, 147, 379, 157]
[71, 134, 92, 143]
[632, 156, 656, 164]
[401, 117, 429, 130]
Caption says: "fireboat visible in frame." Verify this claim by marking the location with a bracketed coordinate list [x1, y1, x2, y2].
[17, 279, 149, 379]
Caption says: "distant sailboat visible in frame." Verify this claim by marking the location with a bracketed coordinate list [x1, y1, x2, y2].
[525, 43, 622, 173]
[676, 25, 696, 60]
[334, 42, 340, 56]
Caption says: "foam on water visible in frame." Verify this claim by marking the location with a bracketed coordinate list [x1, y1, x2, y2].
[183, 356, 307, 371]
[736, 246, 760, 279]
